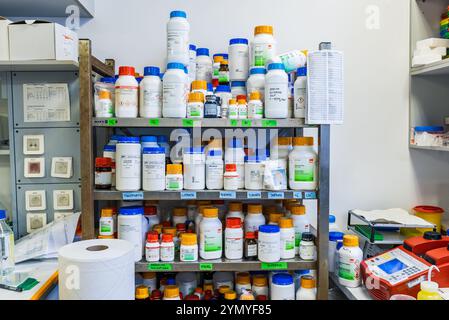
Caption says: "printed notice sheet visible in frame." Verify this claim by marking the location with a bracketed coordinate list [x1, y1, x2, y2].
[307, 50, 344, 124]
[23, 83, 70, 122]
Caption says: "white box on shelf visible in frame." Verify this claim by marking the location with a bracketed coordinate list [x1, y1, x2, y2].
[24, 157, 45, 178]
[416, 38, 449, 49]
[412, 54, 443, 67]
[51, 157, 73, 178]
[26, 212, 47, 233]
[25, 190, 46, 211]
[0, 16, 12, 60]
[8, 20, 78, 62]
[53, 189, 74, 210]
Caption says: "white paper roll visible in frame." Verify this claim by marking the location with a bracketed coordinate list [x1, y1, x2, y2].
[58, 239, 135, 300]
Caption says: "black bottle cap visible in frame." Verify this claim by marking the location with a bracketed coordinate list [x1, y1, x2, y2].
[423, 231, 442, 241]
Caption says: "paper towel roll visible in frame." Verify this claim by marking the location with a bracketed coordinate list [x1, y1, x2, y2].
[58, 239, 135, 300]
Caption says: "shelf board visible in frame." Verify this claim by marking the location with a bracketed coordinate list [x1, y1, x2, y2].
[411, 58, 449, 76]
[410, 144, 449, 152]
[93, 189, 318, 201]
[92, 117, 312, 128]
[136, 257, 316, 272]
[0, 60, 79, 72]
[347, 225, 407, 245]
[329, 273, 372, 300]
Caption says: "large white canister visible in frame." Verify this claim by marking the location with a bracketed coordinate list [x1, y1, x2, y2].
[118, 206, 148, 262]
[163, 62, 188, 118]
[229, 38, 249, 81]
[142, 147, 166, 191]
[115, 136, 141, 191]
[270, 273, 295, 300]
[166, 10, 190, 65]
[265, 63, 288, 118]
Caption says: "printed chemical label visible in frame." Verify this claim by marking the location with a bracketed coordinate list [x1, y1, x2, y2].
[338, 256, 361, 282]
[294, 158, 315, 182]
[219, 191, 236, 199]
[199, 263, 213, 271]
[122, 191, 144, 201]
[147, 263, 173, 271]
[181, 191, 197, 199]
[247, 191, 262, 199]
[268, 192, 284, 199]
[119, 155, 141, 178]
[261, 262, 288, 270]
[304, 192, 316, 199]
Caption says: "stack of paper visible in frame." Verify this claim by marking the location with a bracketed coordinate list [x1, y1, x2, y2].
[412, 38, 449, 67]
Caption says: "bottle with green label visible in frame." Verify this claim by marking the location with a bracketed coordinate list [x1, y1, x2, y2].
[289, 137, 317, 190]
[199, 208, 223, 260]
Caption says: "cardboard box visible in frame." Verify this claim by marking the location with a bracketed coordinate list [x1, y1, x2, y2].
[9, 20, 78, 62]
[0, 16, 12, 60]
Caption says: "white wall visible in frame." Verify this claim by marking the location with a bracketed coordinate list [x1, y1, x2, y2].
[78, 0, 449, 230]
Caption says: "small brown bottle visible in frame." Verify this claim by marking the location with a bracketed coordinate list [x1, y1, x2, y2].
[244, 231, 258, 260]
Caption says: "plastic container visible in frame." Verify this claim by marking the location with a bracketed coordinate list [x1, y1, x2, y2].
[163, 285, 181, 300]
[270, 273, 294, 300]
[187, 92, 204, 118]
[172, 207, 187, 226]
[141, 272, 157, 293]
[246, 67, 266, 100]
[99, 208, 114, 236]
[141, 136, 159, 151]
[229, 38, 249, 81]
[227, 98, 238, 119]
[279, 218, 295, 259]
[163, 62, 188, 118]
[183, 147, 205, 190]
[293, 67, 307, 119]
[244, 155, 266, 190]
[329, 232, 344, 273]
[115, 136, 141, 191]
[115, 66, 138, 118]
[95, 157, 112, 189]
[231, 81, 247, 98]
[204, 95, 220, 118]
[227, 202, 244, 222]
[199, 208, 223, 260]
[225, 217, 244, 260]
[166, 10, 190, 65]
[289, 137, 318, 190]
[299, 232, 316, 261]
[252, 274, 268, 297]
[258, 224, 281, 262]
[188, 44, 197, 83]
[218, 60, 230, 85]
[95, 90, 113, 118]
[237, 95, 248, 119]
[160, 233, 175, 262]
[145, 231, 160, 262]
[215, 85, 232, 118]
[0, 210, 14, 276]
[245, 204, 266, 233]
[142, 147, 165, 191]
[140, 66, 162, 118]
[213, 272, 234, 290]
[176, 272, 197, 297]
[180, 233, 198, 262]
[296, 275, 316, 300]
[413, 205, 444, 233]
[265, 63, 288, 118]
[225, 139, 245, 189]
[196, 48, 213, 83]
[166, 164, 183, 190]
[94, 77, 115, 117]
[338, 235, 363, 288]
[235, 272, 251, 295]
[118, 206, 147, 261]
[191, 80, 208, 97]
[103, 144, 116, 187]
[247, 91, 263, 119]
[206, 150, 224, 190]
[251, 25, 277, 67]
[244, 231, 258, 260]
[271, 50, 307, 73]
[212, 55, 223, 88]
[291, 204, 310, 255]
[270, 137, 292, 160]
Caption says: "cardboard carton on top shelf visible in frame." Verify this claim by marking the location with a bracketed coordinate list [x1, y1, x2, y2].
[0, 16, 12, 60]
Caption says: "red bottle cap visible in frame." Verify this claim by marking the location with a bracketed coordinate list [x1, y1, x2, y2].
[184, 294, 199, 300]
[150, 289, 162, 300]
[226, 217, 242, 228]
[118, 66, 135, 76]
[245, 231, 256, 239]
[162, 221, 171, 227]
[144, 206, 157, 215]
[147, 231, 159, 242]
[176, 223, 186, 232]
[161, 233, 173, 242]
[225, 163, 237, 172]
[95, 157, 112, 167]
[256, 295, 267, 300]
[236, 94, 247, 101]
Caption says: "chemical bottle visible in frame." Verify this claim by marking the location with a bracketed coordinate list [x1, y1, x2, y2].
[199, 207, 223, 260]
[244, 231, 258, 260]
[269, 50, 307, 73]
[218, 60, 230, 85]
[229, 38, 249, 81]
[296, 275, 316, 300]
[166, 10, 190, 65]
[245, 204, 266, 233]
[279, 217, 295, 259]
[235, 272, 252, 295]
[231, 81, 247, 98]
[163, 63, 188, 118]
[246, 67, 266, 101]
[187, 92, 204, 118]
[0, 210, 14, 276]
[417, 266, 443, 300]
[226, 202, 244, 223]
[329, 215, 341, 232]
[191, 80, 208, 98]
[160, 233, 175, 262]
[165, 164, 183, 190]
[196, 48, 213, 83]
[115, 66, 138, 118]
[145, 231, 160, 262]
[265, 63, 288, 118]
[338, 235, 363, 288]
[247, 91, 263, 119]
[225, 138, 245, 189]
[188, 44, 197, 83]
[96, 90, 113, 118]
[206, 150, 224, 190]
[239, 289, 256, 300]
[150, 289, 162, 300]
[215, 85, 232, 118]
[290, 204, 310, 255]
[224, 290, 237, 301]
[251, 25, 277, 67]
[293, 67, 307, 119]
[225, 217, 244, 260]
[99, 208, 114, 236]
[237, 95, 248, 119]
[163, 285, 182, 300]
[180, 232, 198, 262]
[228, 98, 239, 119]
[289, 137, 318, 190]
[140, 66, 162, 118]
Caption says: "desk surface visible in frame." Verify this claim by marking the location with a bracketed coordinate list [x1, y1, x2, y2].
[0, 259, 58, 300]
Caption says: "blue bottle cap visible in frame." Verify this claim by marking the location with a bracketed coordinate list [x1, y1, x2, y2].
[207, 150, 222, 157]
[141, 136, 157, 143]
[250, 67, 267, 75]
[329, 215, 336, 223]
[196, 48, 210, 56]
[215, 85, 231, 93]
[103, 144, 116, 152]
[268, 63, 285, 71]
[144, 66, 160, 77]
[166, 278, 176, 285]
[244, 155, 267, 162]
[259, 224, 280, 233]
[228, 138, 243, 148]
[110, 135, 124, 141]
[296, 67, 307, 76]
[229, 38, 249, 45]
[159, 72, 164, 79]
[157, 136, 168, 143]
[167, 62, 185, 70]
[117, 136, 140, 143]
[231, 81, 246, 87]
[119, 206, 144, 215]
[0, 210, 6, 219]
[143, 147, 165, 154]
[329, 232, 345, 241]
[189, 44, 196, 51]
[207, 83, 213, 92]
[272, 273, 293, 286]
[170, 10, 187, 18]
[414, 126, 445, 133]
[100, 77, 115, 84]
[184, 147, 205, 154]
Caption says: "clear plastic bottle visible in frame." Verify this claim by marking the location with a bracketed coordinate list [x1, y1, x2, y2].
[0, 210, 14, 277]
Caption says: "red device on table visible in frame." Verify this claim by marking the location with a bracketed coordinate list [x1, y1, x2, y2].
[361, 231, 449, 300]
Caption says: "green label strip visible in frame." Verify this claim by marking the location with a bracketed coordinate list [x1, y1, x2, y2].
[261, 262, 288, 270]
[148, 118, 160, 126]
[147, 263, 173, 271]
[106, 118, 117, 126]
[241, 120, 252, 127]
[229, 119, 239, 127]
[199, 263, 213, 271]
[262, 120, 278, 127]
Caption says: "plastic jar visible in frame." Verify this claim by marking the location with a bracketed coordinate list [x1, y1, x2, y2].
[289, 137, 318, 190]
[145, 231, 160, 262]
[180, 233, 198, 262]
[245, 204, 266, 233]
[115, 136, 141, 191]
[236, 96, 247, 119]
[265, 63, 288, 118]
[166, 164, 183, 190]
[225, 217, 244, 260]
[258, 224, 281, 262]
[246, 67, 266, 100]
[244, 231, 258, 260]
[229, 38, 249, 81]
[251, 25, 277, 67]
[226, 202, 244, 222]
[206, 150, 224, 190]
[215, 85, 232, 118]
[296, 275, 316, 300]
[279, 217, 295, 259]
[163, 285, 181, 300]
[225, 139, 245, 189]
[173, 207, 187, 226]
[163, 62, 188, 118]
[196, 48, 213, 83]
[270, 137, 292, 160]
[166, 10, 190, 65]
[103, 144, 116, 187]
[191, 80, 208, 98]
[204, 95, 220, 118]
[140, 66, 162, 118]
[231, 81, 247, 98]
[244, 155, 266, 190]
[199, 207, 223, 260]
[160, 233, 175, 262]
[95, 157, 112, 189]
[144, 206, 160, 231]
[223, 164, 239, 190]
[213, 272, 234, 290]
[227, 98, 238, 119]
[235, 272, 252, 295]
[252, 274, 269, 297]
[291, 205, 310, 255]
[141, 136, 159, 151]
[188, 44, 197, 83]
[299, 232, 316, 261]
[183, 147, 205, 190]
[115, 66, 138, 118]
[94, 77, 115, 117]
[329, 232, 344, 273]
[118, 206, 146, 262]
[271, 273, 294, 300]
[247, 91, 263, 119]
[142, 147, 165, 191]
[338, 235, 363, 288]
[99, 208, 114, 236]
[293, 67, 307, 119]
[187, 92, 204, 118]
[95, 90, 113, 118]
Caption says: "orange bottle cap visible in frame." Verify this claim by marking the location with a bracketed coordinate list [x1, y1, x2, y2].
[293, 137, 314, 146]
[343, 234, 359, 247]
[203, 207, 219, 218]
[254, 25, 274, 35]
[236, 272, 251, 284]
[166, 164, 182, 175]
[99, 90, 111, 100]
[252, 274, 268, 287]
[290, 205, 306, 215]
[249, 91, 261, 100]
[229, 202, 243, 212]
[279, 217, 293, 228]
[188, 92, 204, 103]
[173, 207, 187, 216]
[135, 285, 149, 299]
[248, 204, 263, 214]
[164, 285, 180, 298]
[301, 276, 316, 289]
[101, 208, 114, 217]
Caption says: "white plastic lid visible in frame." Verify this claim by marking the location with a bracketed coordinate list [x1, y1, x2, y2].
[420, 281, 438, 293]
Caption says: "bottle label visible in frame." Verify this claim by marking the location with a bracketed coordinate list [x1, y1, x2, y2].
[196, 63, 212, 82]
[180, 247, 196, 261]
[294, 86, 306, 116]
[238, 105, 248, 118]
[338, 255, 361, 281]
[119, 154, 141, 178]
[218, 71, 229, 84]
[100, 219, 113, 235]
[206, 162, 224, 185]
[166, 176, 182, 190]
[201, 228, 222, 252]
[142, 87, 162, 113]
[143, 158, 165, 180]
[95, 171, 112, 186]
[160, 245, 175, 261]
[145, 245, 160, 262]
[96, 99, 113, 117]
[228, 106, 238, 118]
[281, 234, 295, 251]
[294, 158, 315, 182]
[259, 239, 279, 257]
[246, 243, 257, 257]
[225, 235, 243, 256]
[254, 43, 275, 66]
[267, 83, 288, 105]
[167, 30, 188, 57]
[187, 103, 203, 118]
[115, 86, 138, 113]
[299, 243, 316, 260]
[163, 82, 186, 107]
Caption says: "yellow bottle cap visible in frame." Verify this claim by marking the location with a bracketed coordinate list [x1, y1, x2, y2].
[221, 60, 229, 65]
[279, 217, 293, 228]
[229, 202, 243, 212]
[236, 272, 251, 284]
[269, 212, 283, 224]
[142, 272, 156, 279]
[229, 98, 237, 105]
[181, 233, 197, 245]
[101, 208, 114, 217]
[188, 92, 204, 103]
[173, 207, 187, 217]
[164, 285, 180, 298]
[203, 207, 219, 218]
[249, 91, 261, 101]
[237, 98, 247, 104]
[98, 235, 114, 239]
[248, 204, 263, 214]
[252, 274, 267, 287]
[240, 291, 255, 300]
[166, 164, 182, 175]
[293, 137, 314, 146]
[343, 234, 359, 247]
[99, 90, 111, 100]
[218, 285, 231, 294]
[191, 80, 207, 91]
[135, 285, 149, 299]
[276, 137, 293, 146]
[163, 227, 177, 236]
[301, 276, 316, 289]
[291, 205, 306, 215]
[255, 25, 274, 35]
[214, 56, 224, 63]
[225, 290, 237, 300]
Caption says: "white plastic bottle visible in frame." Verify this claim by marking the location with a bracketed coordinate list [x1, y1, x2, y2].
[229, 38, 249, 81]
[142, 147, 165, 191]
[187, 92, 204, 118]
[118, 206, 146, 262]
[226, 202, 244, 222]
[265, 63, 288, 118]
[290, 205, 310, 255]
[165, 164, 183, 190]
[199, 207, 223, 260]
[206, 150, 224, 190]
[163, 62, 188, 118]
[293, 67, 307, 119]
[289, 137, 318, 190]
[225, 138, 245, 189]
[296, 276, 316, 300]
[196, 48, 213, 83]
[95, 90, 113, 118]
[115, 66, 138, 118]
[231, 81, 247, 98]
[251, 25, 277, 67]
[237, 96, 248, 119]
[225, 217, 244, 260]
[247, 91, 263, 119]
[160, 233, 175, 262]
[183, 147, 206, 190]
[228, 98, 239, 119]
[279, 217, 295, 259]
[180, 233, 198, 262]
[140, 66, 162, 118]
[145, 232, 160, 262]
[166, 10, 190, 65]
[246, 67, 266, 100]
[115, 136, 141, 191]
[215, 85, 232, 118]
[244, 204, 266, 233]
[338, 235, 363, 288]
[188, 44, 197, 83]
